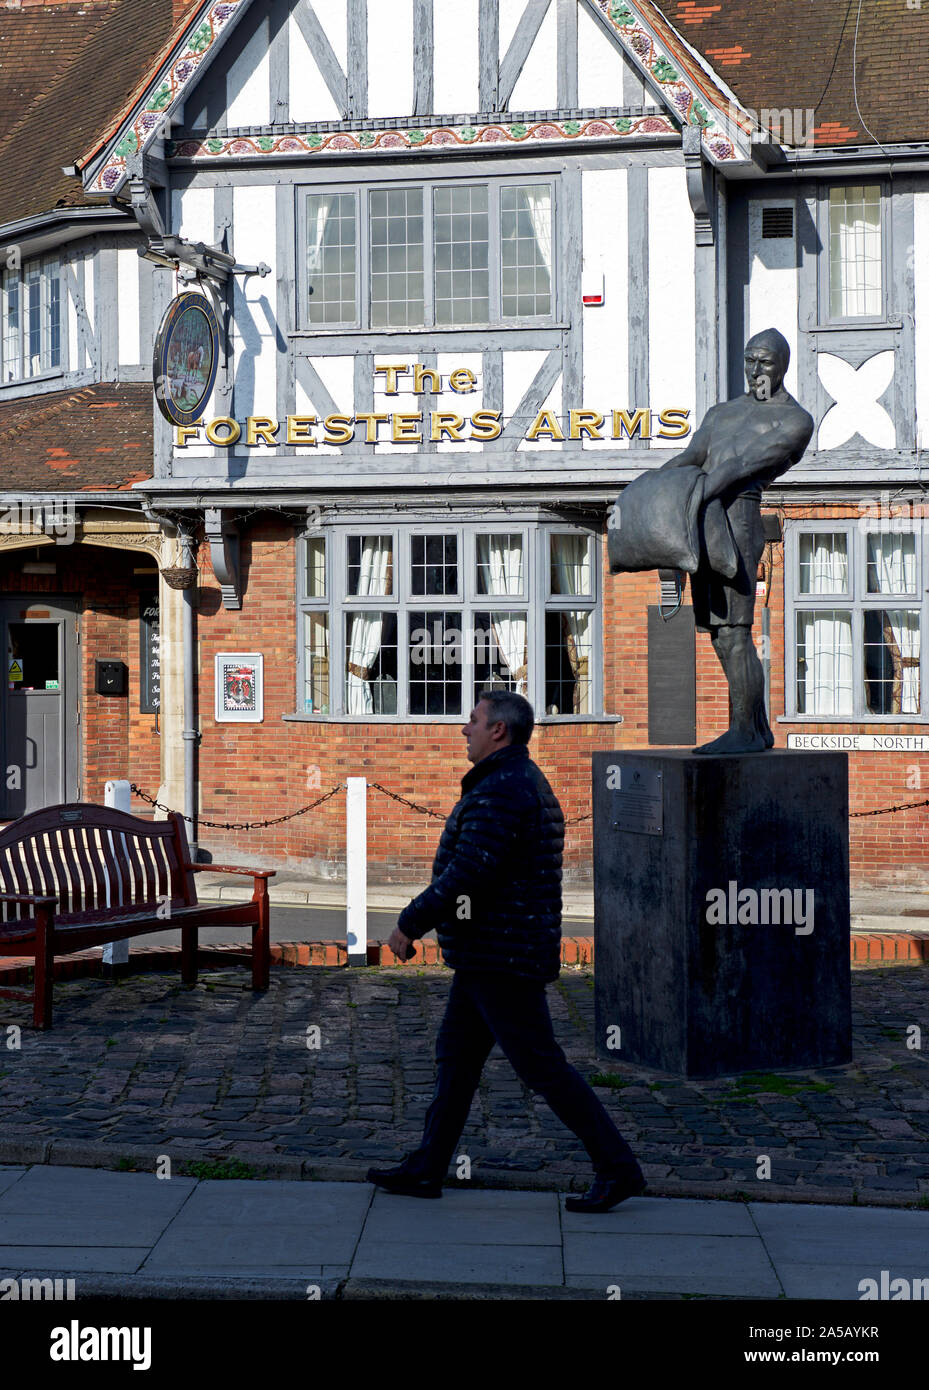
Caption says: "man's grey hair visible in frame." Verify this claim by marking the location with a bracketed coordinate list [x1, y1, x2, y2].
[477, 689, 534, 745]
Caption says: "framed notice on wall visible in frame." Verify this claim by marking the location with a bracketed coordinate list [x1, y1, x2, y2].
[214, 652, 263, 723]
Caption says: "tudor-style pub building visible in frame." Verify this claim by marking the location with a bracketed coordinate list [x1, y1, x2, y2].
[1, 0, 927, 889]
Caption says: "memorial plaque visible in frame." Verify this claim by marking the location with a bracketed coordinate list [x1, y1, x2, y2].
[609, 761, 663, 835]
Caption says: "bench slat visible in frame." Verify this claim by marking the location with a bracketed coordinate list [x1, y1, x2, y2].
[67, 827, 97, 912]
[82, 822, 109, 911]
[45, 827, 75, 915]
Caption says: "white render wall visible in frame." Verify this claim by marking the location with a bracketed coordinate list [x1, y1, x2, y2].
[648, 165, 695, 449]
[368, 0, 414, 118]
[117, 246, 141, 367]
[233, 184, 279, 455]
[433, 0, 480, 114]
[581, 166, 629, 449]
[226, 11, 270, 126]
[748, 198, 799, 398]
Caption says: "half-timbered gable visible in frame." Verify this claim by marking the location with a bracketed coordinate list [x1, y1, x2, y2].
[2, 0, 928, 892]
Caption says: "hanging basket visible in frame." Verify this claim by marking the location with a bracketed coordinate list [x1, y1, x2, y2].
[161, 566, 197, 590]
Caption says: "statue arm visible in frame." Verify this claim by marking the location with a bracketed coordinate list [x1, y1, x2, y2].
[699, 428, 807, 503]
[658, 416, 711, 470]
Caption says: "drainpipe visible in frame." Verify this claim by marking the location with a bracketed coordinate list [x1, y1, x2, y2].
[179, 521, 199, 855]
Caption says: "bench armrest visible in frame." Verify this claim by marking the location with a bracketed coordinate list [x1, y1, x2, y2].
[0, 893, 57, 907]
[183, 864, 276, 879]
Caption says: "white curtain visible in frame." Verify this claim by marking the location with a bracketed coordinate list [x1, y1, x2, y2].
[305, 613, 329, 713]
[801, 533, 848, 593]
[797, 611, 854, 715]
[478, 535, 527, 694]
[307, 195, 335, 278]
[830, 187, 881, 318]
[866, 538, 919, 713]
[551, 535, 591, 714]
[522, 186, 553, 280]
[882, 609, 920, 714]
[868, 534, 916, 594]
[345, 537, 392, 713]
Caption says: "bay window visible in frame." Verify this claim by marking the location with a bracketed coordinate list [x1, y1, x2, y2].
[297, 524, 598, 719]
[787, 524, 925, 718]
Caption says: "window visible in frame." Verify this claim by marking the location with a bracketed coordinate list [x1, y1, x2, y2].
[826, 184, 883, 320]
[1, 256, 61, 383]
[297, 524, 598, 719]
[300, 179, 555, 330]
[787, 524, 924, 718]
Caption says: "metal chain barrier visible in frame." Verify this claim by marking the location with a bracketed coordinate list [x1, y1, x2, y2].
[368, 781, 593, 826]
[131, 781, 923, 831]
[367, 781, 447, 820]
[129, 782, 345, 831]
[850, 796, 929, 819]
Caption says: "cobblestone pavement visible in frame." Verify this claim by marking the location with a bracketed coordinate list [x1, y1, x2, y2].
[0, 965, 926, 1205]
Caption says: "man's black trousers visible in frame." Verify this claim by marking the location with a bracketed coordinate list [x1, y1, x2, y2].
[404, 969, 641, 1181]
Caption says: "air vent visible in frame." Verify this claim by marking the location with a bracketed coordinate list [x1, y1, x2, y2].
[762, 206, 794, 238]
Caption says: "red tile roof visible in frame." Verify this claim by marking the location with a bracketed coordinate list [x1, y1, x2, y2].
[0, 0, 926, 240]
[660, 0, 929, 146]
[0, 383, 153, 491]
[0, 0, 201, 226]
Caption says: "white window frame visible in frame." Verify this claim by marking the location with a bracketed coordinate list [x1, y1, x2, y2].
[296, 175, 558, 333]
[295, 520, 602, 720]
[784, 520, 927, 721]
[820, 181, 889, 326]
[1, 254, 63, 384]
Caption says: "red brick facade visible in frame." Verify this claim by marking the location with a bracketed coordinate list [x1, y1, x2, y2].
[3, 510, 924, 889]
[66, 512, 921, 893]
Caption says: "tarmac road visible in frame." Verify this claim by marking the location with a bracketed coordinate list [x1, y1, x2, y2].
[125, 902, 593, 951]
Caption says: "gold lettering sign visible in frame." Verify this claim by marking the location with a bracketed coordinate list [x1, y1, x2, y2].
[174, 362, 692, 447]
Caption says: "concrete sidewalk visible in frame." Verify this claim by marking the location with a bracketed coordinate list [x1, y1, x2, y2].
[0, 1162, 925, 1300]
[193, 874, 929, 933]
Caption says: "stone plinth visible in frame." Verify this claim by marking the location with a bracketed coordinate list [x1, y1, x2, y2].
[592, 750, 852, 1078]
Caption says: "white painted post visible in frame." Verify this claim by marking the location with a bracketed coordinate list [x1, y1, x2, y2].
[103, 780, 130, 969]
[346, 777, 367, 967]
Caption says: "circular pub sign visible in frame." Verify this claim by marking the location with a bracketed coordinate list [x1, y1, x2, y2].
[153, 291, 220, 426]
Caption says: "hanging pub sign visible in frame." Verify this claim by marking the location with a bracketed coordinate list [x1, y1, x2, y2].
[153, 290, 220, 426]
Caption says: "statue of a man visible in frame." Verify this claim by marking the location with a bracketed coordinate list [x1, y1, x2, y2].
[660, 329, 814, 754]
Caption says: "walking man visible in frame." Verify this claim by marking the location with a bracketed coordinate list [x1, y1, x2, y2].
[367, 689, 646, 1212]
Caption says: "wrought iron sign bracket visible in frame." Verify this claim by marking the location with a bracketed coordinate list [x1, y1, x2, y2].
[204, 508, 241, 610]
[122, 159, 269, 281]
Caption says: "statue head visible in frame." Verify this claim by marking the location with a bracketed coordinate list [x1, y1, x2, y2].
[744, 328, 790, 401]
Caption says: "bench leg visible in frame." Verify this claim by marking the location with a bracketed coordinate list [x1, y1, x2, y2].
[181, 923, 198, 985]
[252, 880, 270, 991]
[33, 908, 54, 1030]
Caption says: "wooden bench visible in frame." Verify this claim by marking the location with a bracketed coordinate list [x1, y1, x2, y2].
[0, 802, 275, 1029]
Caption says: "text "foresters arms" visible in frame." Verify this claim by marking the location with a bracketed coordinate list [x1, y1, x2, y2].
[175, 407, 692, 448]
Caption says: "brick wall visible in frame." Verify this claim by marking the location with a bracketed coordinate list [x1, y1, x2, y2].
[186, 515, 928, 890]
[0, 545, 160, 807]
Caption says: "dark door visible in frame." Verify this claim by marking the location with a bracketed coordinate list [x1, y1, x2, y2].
[0, 598, 79, 818]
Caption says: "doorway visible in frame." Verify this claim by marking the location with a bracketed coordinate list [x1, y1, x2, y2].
[0, 597, 79, 818]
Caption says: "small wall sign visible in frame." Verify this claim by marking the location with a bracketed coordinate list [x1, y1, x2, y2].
[154, 290, 220, 426]
[215, 652, 263, 723]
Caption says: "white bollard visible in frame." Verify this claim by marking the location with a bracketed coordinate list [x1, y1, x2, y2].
[346, 777, 367, 966]
[103, 780, 130, 967]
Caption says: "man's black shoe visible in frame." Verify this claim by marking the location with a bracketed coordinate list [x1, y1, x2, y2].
[565, 1172, 647, 1213]
[366, 1165, 443, 1198]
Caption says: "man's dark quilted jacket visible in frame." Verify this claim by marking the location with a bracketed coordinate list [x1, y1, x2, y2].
[397, 743, 565, 982]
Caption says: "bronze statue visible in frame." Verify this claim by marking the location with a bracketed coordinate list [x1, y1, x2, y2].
[609, 329, 814, 754]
